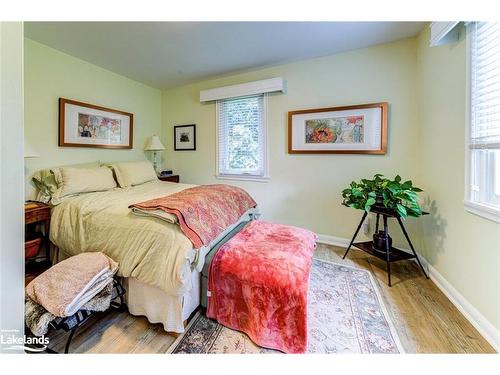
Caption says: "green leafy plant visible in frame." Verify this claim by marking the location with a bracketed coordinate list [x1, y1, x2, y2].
[341, 174, 423, 218]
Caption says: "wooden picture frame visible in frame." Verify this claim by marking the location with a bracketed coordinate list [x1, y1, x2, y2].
[59, 98, 133, 149]
[288, 102, 388, 154]
[174, 124, 196, 151]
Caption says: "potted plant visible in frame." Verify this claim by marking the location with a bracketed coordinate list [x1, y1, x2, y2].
[341, 174, 423, 252]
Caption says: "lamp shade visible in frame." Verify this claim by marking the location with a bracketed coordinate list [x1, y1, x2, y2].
[24, 141, 39, 158]
[144, 135, 165, 151]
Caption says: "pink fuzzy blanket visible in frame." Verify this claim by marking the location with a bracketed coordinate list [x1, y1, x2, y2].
[207, 220, 317, 353]
[130, 184, 257, 248]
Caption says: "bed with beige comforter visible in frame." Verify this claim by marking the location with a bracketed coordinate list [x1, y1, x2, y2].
[50, 180, 200, 296]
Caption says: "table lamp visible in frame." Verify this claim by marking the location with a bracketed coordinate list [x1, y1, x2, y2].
[144, 135, 165, 174]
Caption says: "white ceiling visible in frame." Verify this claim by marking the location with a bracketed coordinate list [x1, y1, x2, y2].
[24, 22, 426, 89]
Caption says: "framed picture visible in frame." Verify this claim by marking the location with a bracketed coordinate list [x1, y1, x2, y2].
[174, 124, 196, 151]
[288, 102, 388, 154]
[59, 98, 133, 149]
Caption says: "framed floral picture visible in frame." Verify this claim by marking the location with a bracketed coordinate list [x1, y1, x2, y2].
[174, 124, 196, 151]
[59, 98, 133, 149]
[288, 102, 388, 154]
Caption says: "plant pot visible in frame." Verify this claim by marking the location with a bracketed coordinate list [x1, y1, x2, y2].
[375, 194, 384, 206]
[372, 231, 392, 253]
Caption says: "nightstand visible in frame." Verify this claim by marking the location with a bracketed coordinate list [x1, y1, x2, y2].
[25, 202, 52, 277]
[158, 174, 180, 183]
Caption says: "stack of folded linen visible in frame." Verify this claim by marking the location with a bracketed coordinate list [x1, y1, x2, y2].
[25, 252, 118, 336]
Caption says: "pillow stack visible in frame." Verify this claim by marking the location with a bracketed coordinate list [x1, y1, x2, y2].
[51, 166, 117, 205]
[31, 160, 159, 205]
[31, 161, 100, 204]
[111, 160, 158, 187]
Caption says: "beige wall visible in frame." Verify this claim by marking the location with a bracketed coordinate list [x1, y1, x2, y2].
[161, 38, 420, 244]
[416, 26, 500, 332]
[24, 38, 162, 198]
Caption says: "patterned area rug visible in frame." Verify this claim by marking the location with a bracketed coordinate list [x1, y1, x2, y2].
[168, 259, 403, 354]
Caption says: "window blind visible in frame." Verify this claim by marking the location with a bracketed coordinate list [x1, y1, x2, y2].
[470, 22, 500, 150]
[217, 94, 266, 177]
[467, 22, 500, 217]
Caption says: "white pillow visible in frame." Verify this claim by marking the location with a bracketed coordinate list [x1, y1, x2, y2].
[31, 161, 101, 203]
[51, 166, 117, 205]
[112, 161, 157, 188]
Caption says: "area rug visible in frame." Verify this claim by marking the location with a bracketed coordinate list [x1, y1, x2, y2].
[168, 259, 403, 354]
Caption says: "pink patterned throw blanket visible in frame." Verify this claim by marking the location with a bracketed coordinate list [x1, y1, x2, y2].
[207, 220, 317, 354]
[130, 184, 257, 248]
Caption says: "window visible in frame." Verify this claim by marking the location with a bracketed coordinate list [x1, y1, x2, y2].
[216, 94, 268, 180]
[465, 22, 500, 222]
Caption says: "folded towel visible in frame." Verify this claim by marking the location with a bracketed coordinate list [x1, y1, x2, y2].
[25, 283, 114, 336]
[26, 252, 118, 317]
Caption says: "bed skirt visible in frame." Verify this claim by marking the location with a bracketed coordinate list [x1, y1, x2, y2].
[123, 271, 200, 333]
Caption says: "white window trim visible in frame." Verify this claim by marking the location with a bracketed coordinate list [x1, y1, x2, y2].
[216, 174, 270, 183]
[215, 94, 270, 182]
[464, 201, 500, 224]
[463, 23, 500, 224]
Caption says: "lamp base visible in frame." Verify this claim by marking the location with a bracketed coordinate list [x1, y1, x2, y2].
[152, 151, 162, 174]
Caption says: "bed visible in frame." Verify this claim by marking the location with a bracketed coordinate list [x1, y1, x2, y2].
[49, 179, 257, 333]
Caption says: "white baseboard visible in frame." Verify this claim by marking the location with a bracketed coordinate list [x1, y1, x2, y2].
[316, 234, 350, 248]
[316, 233, 500, 352]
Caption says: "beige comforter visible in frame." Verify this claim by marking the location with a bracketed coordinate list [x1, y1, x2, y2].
[50, 181, 197, 296]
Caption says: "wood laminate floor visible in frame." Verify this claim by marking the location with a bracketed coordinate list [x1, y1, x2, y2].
[42, 244, 496, 354]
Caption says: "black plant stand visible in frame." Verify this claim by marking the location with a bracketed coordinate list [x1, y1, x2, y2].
[342, 205, 429, 287]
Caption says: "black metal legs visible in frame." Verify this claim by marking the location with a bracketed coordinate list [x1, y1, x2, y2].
[396, 217, 429, 279]
[342, 211, 368, 259]
[343, 210, 429, 287]
[64, 327, 78, 354]
[383, 215, 392, 287]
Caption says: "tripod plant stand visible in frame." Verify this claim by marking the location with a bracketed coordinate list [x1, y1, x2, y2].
[342, 205, 429, 287]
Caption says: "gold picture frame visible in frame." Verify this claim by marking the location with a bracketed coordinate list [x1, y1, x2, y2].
[288, 102, 388, 154]
[59, 98, 133, 149]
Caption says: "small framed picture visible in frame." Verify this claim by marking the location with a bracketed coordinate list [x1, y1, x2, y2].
[174, 124, 196, 151]
[288, 102, 388, 154]
[59, 98, 133, 149]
